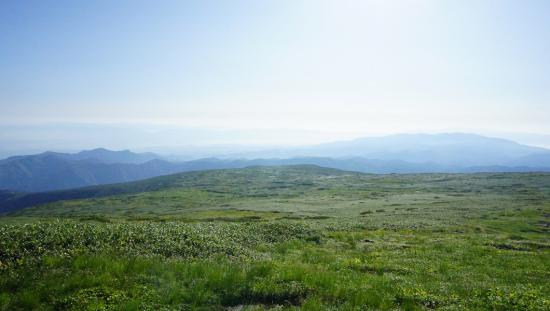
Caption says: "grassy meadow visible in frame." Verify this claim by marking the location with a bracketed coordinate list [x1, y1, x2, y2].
[1, 166, 549, 310]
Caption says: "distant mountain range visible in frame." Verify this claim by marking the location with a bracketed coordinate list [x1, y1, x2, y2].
[239, 133, 550, 166]
[0, 148, 159, 165]
[0, 151, 174, 192]
[1, 134, 549, 193]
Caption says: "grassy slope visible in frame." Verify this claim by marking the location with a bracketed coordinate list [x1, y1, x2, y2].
[0, 165, 351, 213]
[1, 166, 549, 310]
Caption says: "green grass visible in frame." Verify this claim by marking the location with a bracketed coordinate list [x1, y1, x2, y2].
[1, 166, 550, 310]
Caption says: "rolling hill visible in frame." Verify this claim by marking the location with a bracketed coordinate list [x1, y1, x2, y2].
[4, 164, 550, 217]
[1, 133, 550, 193]
[0, 165, 348, 213]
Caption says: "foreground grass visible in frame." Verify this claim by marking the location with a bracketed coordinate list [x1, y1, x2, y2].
[1, 168, 550, 310]
[1, 215, 548, 310]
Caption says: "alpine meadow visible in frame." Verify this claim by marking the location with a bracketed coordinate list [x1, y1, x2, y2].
[1, 1, 550, 310]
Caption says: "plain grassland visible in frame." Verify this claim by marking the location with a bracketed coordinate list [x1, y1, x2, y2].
[1, 166, 549, 310]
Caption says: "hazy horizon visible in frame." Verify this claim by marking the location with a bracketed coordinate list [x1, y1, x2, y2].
[1, 124, 549, 160]
[2, 1, 550, 155]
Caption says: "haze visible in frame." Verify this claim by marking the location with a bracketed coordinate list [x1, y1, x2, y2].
[1, 0, 549, 154]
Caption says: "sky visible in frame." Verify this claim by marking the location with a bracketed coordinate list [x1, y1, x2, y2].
[1, 0, 550, 153]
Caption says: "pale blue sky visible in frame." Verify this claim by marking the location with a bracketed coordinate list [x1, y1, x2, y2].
[1, 0, 549, 148]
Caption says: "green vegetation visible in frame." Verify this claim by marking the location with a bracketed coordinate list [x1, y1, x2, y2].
[1, 166, 549, 310]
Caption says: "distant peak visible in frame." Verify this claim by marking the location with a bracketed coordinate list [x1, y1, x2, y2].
[80, 148, 110, 153]
[39, 151, 68, 157]
[81, 148, 135, 154]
